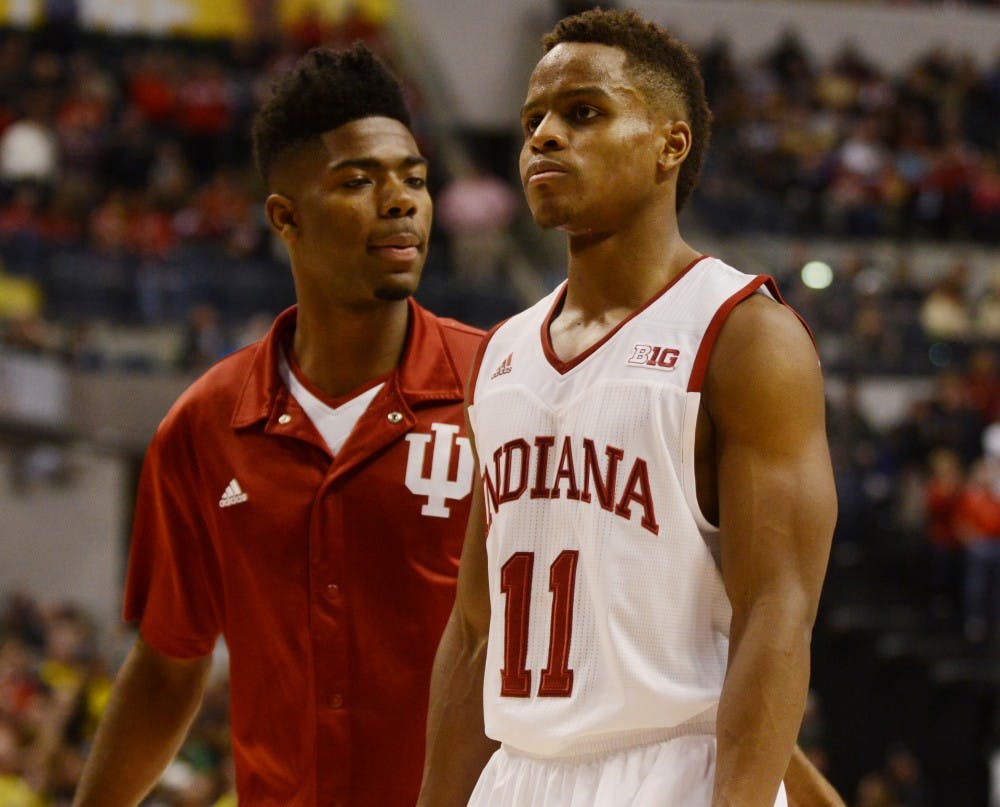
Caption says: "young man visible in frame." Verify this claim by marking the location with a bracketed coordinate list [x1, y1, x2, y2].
[73, 45, 482, 806]
[419, 10, 839, 807]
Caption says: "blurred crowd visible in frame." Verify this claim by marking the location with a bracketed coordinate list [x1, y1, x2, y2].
[696, 31, 1000, 240]
[824, 353, 1000, 640]
[0, 593, 234, 806]
[773, 248, 999, 375]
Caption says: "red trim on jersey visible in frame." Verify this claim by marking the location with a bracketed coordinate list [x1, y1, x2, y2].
[541, 255, 709, 375]
[467, 318, 509, 406]
[688, 274, 815, 393]
[688, 275, 768, 393]
[762, 276, 816, 346]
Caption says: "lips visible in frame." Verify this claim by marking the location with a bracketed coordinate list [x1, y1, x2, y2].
[367, 231, 422, 263]
[368, 233, 421, 249]
[525, 159, 569, 184]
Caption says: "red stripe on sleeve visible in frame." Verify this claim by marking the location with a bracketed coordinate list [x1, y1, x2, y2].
[687, 276, 771, 393]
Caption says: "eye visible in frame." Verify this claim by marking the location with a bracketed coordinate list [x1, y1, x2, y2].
[523, 114, 543, 134]
[343, 177, 371, 189]
[405, 176, 427, 189]
[573, 104, 600, 122]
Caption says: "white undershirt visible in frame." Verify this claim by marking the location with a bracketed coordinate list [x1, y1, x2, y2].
[278, 350, 384, 456]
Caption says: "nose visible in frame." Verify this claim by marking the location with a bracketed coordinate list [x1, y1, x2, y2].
[527, 112, 566, 153]
[380, 177, 419, 218]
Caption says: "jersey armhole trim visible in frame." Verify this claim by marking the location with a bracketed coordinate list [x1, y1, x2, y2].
[682, 391, 720, 536]
[687, 275, 769, 393]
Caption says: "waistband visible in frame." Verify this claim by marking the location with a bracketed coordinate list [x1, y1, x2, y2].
[501, 719, 716, 762]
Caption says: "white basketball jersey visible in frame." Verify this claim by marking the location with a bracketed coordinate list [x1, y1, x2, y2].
[468, 256, 786, 758]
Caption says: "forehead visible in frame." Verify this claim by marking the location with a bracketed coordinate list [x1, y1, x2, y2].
[525, 42, 637, 103]
[318, 116, 421, 162]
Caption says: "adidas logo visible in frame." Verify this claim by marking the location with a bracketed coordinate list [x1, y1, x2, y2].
[219, 478, 248, 508]
[490, 353, 513, 379]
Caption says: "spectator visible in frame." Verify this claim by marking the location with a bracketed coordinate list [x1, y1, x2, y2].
[86, 188, 130, 255]
[176, 302, 231, 372]
[829, 117, 886, 236]
[922, 370, 987, 465]
[0, 94, 60, 188]
[969, 155, 1000, 240]
[0, 715, 44, 807]
[923, 447, 965, 620]
[953, 456, 1000, 642]
[827, 380, 885, 549]
[435, 164, 517, 284]
[100, 106, 155, 192]
[963, 346, 1000, 423]
[173, 57, 236, 175]
[173, 166, 254, 243]
[919, 270, 972, 345]
[883, 745, 930, 807]
[147, 140, 194, 208]
[972, 265, 1000, 342]
[854, 772, 901, 807]
[125, 50, 177, 129]
[56, 70, 112, 182]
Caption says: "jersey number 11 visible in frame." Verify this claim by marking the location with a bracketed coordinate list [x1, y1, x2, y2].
[499, 550, 579, 698]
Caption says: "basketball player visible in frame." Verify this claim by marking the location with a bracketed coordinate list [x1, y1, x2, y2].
[74, 45, 481, 806]
[418, 10, 839, 807]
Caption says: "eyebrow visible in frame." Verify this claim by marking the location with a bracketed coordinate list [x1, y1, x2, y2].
[327, 155, 428, 173]
[521, 85, 616, 116]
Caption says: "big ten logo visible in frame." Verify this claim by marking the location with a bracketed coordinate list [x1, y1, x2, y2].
[627, 344, 680, 370]
[404, 422, 475, 517]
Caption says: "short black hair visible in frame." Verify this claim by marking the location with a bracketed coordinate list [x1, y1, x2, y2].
[542, 9, 712, 212]
[252, 43, 410, 186]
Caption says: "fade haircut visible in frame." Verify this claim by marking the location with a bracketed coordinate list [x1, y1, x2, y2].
[542, 9, 712, 212]
[252, 43, 410, 186]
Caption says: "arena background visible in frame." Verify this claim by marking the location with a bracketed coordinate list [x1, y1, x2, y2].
[0, 0, 998, 804]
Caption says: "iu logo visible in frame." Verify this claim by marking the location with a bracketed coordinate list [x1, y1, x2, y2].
[404, 422, 475, 518]
[627, 344, 680, 370]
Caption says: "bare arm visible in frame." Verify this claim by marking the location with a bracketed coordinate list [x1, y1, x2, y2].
[784, 746, 846, 807]
[707, 296, 837, 807]
[73, 634, 211, 806]
[418, 462, 499, 806]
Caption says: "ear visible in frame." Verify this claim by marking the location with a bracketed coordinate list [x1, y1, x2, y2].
[656, 120, 692, 174]
[265, 194, 298, 242]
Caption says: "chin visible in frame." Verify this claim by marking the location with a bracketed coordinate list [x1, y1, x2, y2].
[374, 282, 417, 302]
[531, 209, 567, 231]
[529, 198, 575, 231]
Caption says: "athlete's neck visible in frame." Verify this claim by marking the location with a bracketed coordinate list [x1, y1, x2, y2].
[563, 218, 701, 320]
[292, 298, 410, 399]
[545, 214, 701, 363]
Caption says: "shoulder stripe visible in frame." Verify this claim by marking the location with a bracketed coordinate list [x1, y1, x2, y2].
[688, 275, 770, 393]
[762, 276, 816, 346]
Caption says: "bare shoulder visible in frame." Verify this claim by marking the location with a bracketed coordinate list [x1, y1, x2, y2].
[712, 293, 817, 376]
[705, 293, 824, 436]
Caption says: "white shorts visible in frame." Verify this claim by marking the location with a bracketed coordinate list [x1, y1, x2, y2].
[467, 733, 789, 807]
